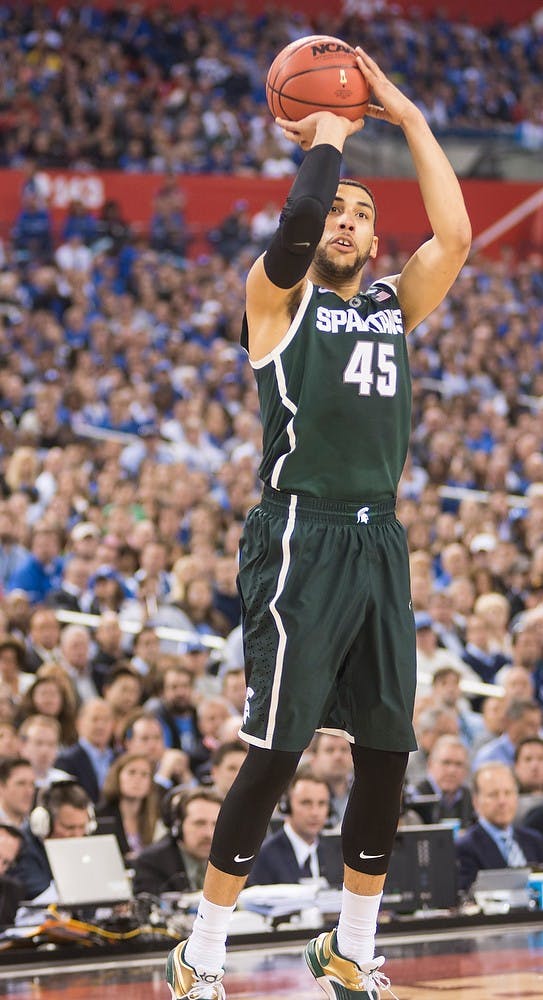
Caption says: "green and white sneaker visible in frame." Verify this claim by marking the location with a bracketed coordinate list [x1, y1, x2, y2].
[166, 940, 226, 1000]
[305, 929, 398, 1000]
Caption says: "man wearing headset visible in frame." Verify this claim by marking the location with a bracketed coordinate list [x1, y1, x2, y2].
[247, 768, 341, 887]
[11, 780, 94, 900]
[133, 788, 222, 897]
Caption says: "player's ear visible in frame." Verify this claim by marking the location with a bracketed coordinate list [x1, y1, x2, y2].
[370, 235, 379, 258]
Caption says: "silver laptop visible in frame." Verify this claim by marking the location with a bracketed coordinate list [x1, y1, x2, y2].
[44, 835, 133, 907]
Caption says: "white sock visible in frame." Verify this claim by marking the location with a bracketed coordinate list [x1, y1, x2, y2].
[185, 897, 235, 974]
[336, 886, 383, 966]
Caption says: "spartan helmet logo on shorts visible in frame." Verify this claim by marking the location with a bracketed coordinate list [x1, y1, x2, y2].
[243, 686, 255, 724]
[357, 507, 369, 524]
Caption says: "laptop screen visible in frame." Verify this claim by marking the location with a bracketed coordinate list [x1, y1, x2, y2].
[44, 834, 133, 907]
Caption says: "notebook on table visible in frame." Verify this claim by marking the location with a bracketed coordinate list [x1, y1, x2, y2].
[44, 834, 133, 907]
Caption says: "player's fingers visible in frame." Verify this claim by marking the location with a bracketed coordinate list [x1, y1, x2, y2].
[354, 46, 381, 73]
[364, 103, 387, 120]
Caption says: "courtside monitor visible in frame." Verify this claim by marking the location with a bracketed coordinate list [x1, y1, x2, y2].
[383, 824, 458, 913]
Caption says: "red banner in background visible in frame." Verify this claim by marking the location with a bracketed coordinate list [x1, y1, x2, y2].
[2, 168, 542, 258]
[45, 1, 542, 28]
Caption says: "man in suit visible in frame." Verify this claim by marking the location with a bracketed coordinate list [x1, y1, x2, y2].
[247, 768, 341, 888]
[0, 823, 24, 925]
[55, 698, 115, 802]
[11, 782, 93, 900]
[456, 761, 543, 893]
[415, 734, 475, 830]
[133, 788, 222, 896]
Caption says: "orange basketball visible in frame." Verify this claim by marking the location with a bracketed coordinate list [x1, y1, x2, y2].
[266, 35, 370, 123]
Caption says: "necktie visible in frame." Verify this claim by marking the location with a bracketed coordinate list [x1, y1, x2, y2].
[300, 855, 313, 879]
[500, 831, 527, 868]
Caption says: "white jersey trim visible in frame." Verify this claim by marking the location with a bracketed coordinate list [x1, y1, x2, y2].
[249, 281, 314, 370]
[264, 493, 297, 747]
[316, 726, 355, 743]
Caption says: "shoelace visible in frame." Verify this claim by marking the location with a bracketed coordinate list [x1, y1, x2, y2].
[186, 969, 226, 1000]
[359, 962, 400, 1000]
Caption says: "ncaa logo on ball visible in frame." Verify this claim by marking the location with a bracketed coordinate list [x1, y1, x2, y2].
[311, 42, 352, 58]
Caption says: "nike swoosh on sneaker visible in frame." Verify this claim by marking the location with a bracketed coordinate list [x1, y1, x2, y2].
[359, 850, 386, 859]
[234, 853, 255, 863]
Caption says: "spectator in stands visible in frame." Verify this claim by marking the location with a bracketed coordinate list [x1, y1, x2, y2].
[12, 781, 93, 900]
[0, 508, 30, 588]
[497, 624, 543, 708]
[514, 737, 543, 821]
[102, 665, 144, 742]
[206, 741, 248, 798]
[129, 626, 161, 693]
[89, 611, 125, 693]
[473, 700, 542, 770]
[471, 696, 507, 755]
[414, 612, 476, 696]
[18, 715, 72, 789]
[415, 735, 475, 829]
[46, 555, 93, 613]
[12, 189, 53, 263]
[406, 706, 460, 786]
[220, 667, 246, 717]
[473, 592, 513, 659]
[311, 733, 354, 828]
[179, 639, 220, 701]
[60, 200, 97, 245]
[17, 673, 78, 747]
[96, 751, 161, 863]
[0, 721, 18, 757]
[456, 762, 543, 894]
[0, 823, 24, 926]
[247, 769, 339, 888]
[430, 666, 484, 749]
[59, 623, 97, 705]
[427, 590, 466, 659]
[147, 665, 207, 771]
[122, 710, 195, 795]
[6, 525, 64, 606]
[461, 614, 511, 684]
[502, 666, 536, 704]
[23, 607, 62, 674]
[197, 697, 233, 753]
[0, 758, 35, 829]
[133, 787, 222, 896]
[55, 698, 115, 803]
[0, 638, 34, 703]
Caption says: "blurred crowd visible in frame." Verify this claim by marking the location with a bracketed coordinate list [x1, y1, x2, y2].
[0, 0, 542, 181]
[0, 0, 542, 930]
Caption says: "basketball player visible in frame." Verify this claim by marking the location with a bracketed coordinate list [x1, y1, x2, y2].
[167, 46, 471, 1000]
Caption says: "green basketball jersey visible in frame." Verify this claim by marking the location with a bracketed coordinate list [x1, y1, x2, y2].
[245, 279, 412, 503]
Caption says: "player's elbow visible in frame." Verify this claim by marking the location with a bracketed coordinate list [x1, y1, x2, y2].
[451, 217, 472, 260]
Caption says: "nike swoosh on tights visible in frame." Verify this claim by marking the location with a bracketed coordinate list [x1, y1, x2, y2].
[234, 853, 255, 863]
[359, 850, 386, 859]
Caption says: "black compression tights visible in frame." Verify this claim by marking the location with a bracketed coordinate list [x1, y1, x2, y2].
[209, 744, 302, 877]
[342, 745, 409, 876]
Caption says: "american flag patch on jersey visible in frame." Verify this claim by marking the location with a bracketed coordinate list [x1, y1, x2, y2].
[373, 288, 391, 302]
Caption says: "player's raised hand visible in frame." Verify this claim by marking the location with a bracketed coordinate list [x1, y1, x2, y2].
[355, 46, 416, 128]
[275, 111, 365, 151]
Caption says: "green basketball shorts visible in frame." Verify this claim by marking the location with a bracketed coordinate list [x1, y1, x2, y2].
[237, 485, 417, 753]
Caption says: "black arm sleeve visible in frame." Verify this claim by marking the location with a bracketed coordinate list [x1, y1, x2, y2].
[263, 143, 342, 289]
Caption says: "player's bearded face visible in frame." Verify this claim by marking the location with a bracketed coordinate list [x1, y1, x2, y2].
[313, 242, 373, 283]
